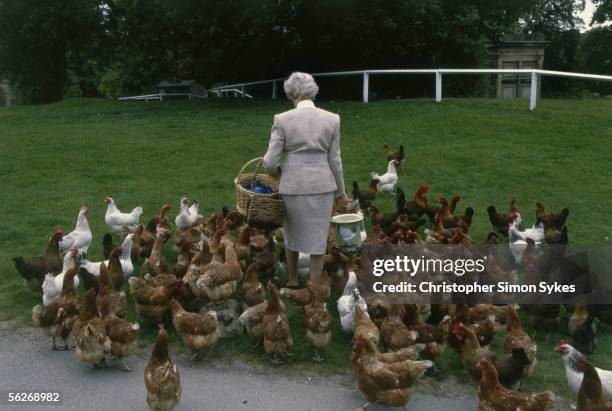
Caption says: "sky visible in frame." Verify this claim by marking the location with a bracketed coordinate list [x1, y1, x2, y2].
[577, 0, 596, 30]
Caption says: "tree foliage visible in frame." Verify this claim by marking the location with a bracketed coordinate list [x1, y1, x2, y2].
[0, 0, 106, 103]
[0, 0, 608, 102]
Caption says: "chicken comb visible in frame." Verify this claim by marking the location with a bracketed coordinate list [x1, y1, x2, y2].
[453, 321, 464, 331]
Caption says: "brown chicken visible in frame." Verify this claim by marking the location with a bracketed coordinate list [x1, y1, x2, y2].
[238, 301, 268, 345]
[486, 205, 511, 236]
[504, 305, 537, 384]
[280, 277, 331, 308]
[431, 212, 453, 239]
[409, 318, 450, 363]
[32, 267, 79, 350]
[126, 224, 143, 262]
[263, 282, 293, 364]
[323, 247, 349, 279]
[383, 143, 405, 163]
[351, 335, 433, 410]
[535, 202, 570, 230]
[352, 180, 378, 210]
[96, 263, 127, 319]
[368, 293, 392, 327]
[102, 233, 115, 259]
[173, 240, 195, 278]
[145, 325, 181, 411]
[235, 225, 255, 270]
[128, 276, 185, 323]
[139, 203, 172, 259]
[141, 227, 172, 277]
[523, 304, 561, 342]
[198, 243, 241, 303]
[186, 240, 223, 301]
[253, 233, 276, 277]
[73, 289, 111, 368]
[99, 294, 139, 371]
[304, 287, 331, 362]
[241, 261, 265, 310]
[353, 306, 380, 346]
[172, 223, 202, 254]
[570, 304, 598, 355]
[478, 358, 554, 411]
[170, 299, 219, 360]
[470, 304, 511, 325]
[453, 322, 532, 387]
[577, 357, 612, 411]
[369, 205, 398, 232]
[14, 229, 64, 291]
[448, 305, 499, 352]
[381, 305, 418, 351]
[106, 246, 126, 290]
[401, 183, 432, 218]
[438, 196, 458, 228]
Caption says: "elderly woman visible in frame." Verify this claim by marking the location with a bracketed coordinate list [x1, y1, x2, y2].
[263, 72, 348, 287]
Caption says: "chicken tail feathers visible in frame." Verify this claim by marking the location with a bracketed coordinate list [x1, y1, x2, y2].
[12, 257, 26, 275]
[32, 305, 43, 327]
[79, 267, 99, 293]
[131, 206, 144, 218]
[102, 233, 114, 246]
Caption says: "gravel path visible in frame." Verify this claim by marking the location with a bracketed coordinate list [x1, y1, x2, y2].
[0, 326, 572, 411]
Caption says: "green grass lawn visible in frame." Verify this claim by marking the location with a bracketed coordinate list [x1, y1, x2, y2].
[0, 97, 611, 401]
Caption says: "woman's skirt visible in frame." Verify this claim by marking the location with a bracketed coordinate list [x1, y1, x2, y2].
[282, 192, 334, 255]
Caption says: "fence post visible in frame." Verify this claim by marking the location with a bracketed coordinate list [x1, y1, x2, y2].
[362, 72, 369, 103]
[529, 71, 538, 111]
[435, 71, 442, 103]
[272, 81, 277, 99]
[241, 85, 245, 98]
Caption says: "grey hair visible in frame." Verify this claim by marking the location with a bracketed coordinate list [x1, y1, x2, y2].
[283, 72, 319, 101]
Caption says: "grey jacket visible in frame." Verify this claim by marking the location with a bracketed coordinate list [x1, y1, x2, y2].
[263, 103, 346, 197]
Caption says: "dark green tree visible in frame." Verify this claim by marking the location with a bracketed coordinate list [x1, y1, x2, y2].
[0, 0, 106, 103]
[592, 0, 612, 23]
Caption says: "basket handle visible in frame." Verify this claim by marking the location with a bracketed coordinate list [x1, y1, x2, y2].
[238, 157, 264, 178]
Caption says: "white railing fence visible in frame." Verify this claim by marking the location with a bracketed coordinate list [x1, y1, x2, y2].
[206, 69, 612, 111]
[118, 92, 207, 102]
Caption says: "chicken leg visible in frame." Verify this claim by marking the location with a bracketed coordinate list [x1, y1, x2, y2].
[119, 358, 132, 372]
[312, 348, 324, 363]
[270, 353, 284, 365]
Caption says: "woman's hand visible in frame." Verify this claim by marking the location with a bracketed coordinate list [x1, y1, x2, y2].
[335, 193, 349, 211]
[268, 167, 281, 178]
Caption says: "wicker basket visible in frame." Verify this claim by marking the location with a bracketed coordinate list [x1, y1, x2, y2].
[235, 157, 284, 230]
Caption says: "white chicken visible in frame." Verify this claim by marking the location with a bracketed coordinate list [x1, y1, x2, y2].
[508, 212, 544, 264]
[59, 206, 92, 255]
[78, 234, 135, 277]
[337, 270, 368, 333]
[174, 196, 202, 230]
[278, 252, 310, 282]
[42, 248, 80, 306]
[556, 340, 612, 396]
[188, 200, 202, 219]
[370, 160, 399, 193]
[104, 196, 143, 232]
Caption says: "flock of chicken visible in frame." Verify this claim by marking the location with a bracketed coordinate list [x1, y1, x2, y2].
[10, 144, 610, 411]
